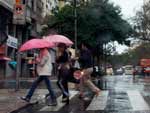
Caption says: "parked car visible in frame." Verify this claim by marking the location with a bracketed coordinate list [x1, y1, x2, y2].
[123, 65, 133, 75]
[116, 68, 123, 75]
[106, 67, 114, 75]
[134, 66, 142, 75]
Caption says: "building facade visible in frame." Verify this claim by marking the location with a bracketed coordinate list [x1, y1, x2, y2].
[0, 0, 15, 79]
[0, 0, 59, 79]
[57, 0, 91, 9]
[42, 0, 58, 17]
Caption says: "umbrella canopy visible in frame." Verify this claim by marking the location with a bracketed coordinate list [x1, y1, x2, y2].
[44, 35, 73, 46]
[19, 39, 55, 52]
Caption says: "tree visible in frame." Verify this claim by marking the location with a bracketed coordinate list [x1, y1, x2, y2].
[109, 42, 150, 69]
[42, 0, 133, 48]
[133, 1, 150, 41]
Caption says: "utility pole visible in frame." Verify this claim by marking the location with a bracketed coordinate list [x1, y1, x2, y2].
[14, 25, 21, 91]
[74, 0, 77, 54]
[13, 0, 25, 91]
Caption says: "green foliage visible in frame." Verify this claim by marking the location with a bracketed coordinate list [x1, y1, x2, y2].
[109, 42, 150, 67]
[42, 0, 133, 47]
[133, 2, 150, 41]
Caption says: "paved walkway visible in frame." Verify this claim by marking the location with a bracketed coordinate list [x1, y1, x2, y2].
[0, 89, 53, 113]
[0, 80, 76, 113]
[1, 75, 150, 113]
[0, 89, 28, 113]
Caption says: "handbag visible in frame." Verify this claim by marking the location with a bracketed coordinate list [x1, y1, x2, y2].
[73, 70, 84, 80]
[68, 68, 80, 84]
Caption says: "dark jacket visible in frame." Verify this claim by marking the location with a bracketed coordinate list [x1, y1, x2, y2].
[79, 49, 93, 68]
[56, 51, 69, 64]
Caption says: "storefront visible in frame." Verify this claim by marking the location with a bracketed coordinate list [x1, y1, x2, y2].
[0, 35, 18, 79]
[0, 5, 13, 79]
[0, 46, 7, 79]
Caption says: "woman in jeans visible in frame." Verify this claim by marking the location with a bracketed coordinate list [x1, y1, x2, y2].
[21, 48, 57, 106]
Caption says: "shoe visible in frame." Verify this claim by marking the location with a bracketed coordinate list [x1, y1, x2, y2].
[48, 99, 57, 106]
[20, 97, 30, 102]
[62, 97, 69, 104]
[95, 89, 100, 97]
[83, 97, 90, 101]
[78, 93, 84, 99]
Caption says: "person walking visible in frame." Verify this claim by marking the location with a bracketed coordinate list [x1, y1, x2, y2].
[78, 42, 101, 98]
[21, 48, 57, 106]
[56, 43, 71, 104]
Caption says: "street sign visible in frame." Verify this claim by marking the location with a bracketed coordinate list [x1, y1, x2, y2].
[7, 35, 18, 49]
[13, 4, 26, 25]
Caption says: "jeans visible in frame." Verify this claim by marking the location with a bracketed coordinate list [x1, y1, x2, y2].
[26, 76, 56, 100]
[57, 67, 70, 98]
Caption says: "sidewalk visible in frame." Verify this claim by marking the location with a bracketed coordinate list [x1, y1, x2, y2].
[0, 80, 77, 113]
[0, 89, 54, 113]
[0, 76, 57, 113]
[0, 89, 29, 113]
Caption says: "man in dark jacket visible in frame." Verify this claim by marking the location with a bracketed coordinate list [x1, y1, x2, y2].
[79, 43, 100, 98]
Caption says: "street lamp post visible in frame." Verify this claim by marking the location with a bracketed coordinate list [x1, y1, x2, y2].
[74, 0, 77, 54]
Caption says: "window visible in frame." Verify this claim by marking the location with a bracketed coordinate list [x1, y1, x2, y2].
[22, 0, 26, 4]
[31, 0, 34, 10]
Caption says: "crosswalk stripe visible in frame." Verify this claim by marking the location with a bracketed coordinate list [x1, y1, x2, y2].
[39, 90, 78, 111]
[86, 91, 108, 111]
[127, 90, 150, 111]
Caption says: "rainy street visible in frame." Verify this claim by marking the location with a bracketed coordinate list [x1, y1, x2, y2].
[10, 75, 150, 113]
[1, 0, 150, 113]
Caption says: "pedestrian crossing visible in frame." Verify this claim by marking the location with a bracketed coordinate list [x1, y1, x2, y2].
[86, 90, 150, 111]
[127, 90, 150, 111]
[39, 90, 78, 112]
[38, 90, 150, 112]
[86, 91, 108, 110]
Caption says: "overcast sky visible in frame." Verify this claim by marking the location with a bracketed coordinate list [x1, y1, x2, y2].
[109, 0, 143, 54]
[110, 0, 143, 19]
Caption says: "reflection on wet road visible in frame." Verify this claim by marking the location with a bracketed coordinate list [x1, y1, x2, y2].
[11, 75, 150, 113]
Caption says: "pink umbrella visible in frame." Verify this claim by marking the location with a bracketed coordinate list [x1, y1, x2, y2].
[44, 35, 73, 46]
[19, 39, 55, 52]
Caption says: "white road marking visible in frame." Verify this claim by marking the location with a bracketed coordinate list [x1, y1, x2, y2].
[39, 90, 78, 111]
[86, 91, 108, 111]
[127, 90, 150, 111]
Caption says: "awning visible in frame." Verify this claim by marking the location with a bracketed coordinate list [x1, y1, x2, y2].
[0, 56, 11, 61]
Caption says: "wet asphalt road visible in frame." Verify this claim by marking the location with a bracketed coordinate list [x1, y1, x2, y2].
[10, 75, 150, 113]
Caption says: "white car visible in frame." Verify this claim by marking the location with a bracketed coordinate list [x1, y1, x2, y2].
[106, 68, 114, 75]
[123, 65, 133, 75]
[116, 68, 123, 75]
